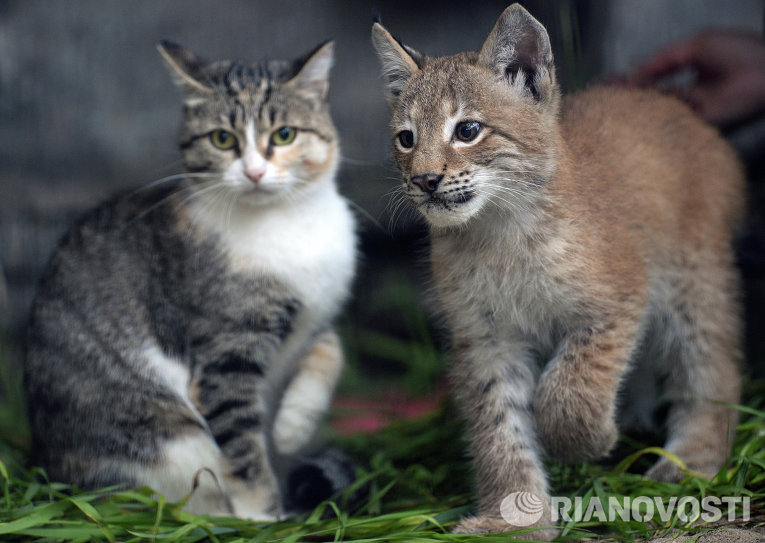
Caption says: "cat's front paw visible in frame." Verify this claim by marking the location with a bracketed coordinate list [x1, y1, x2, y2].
[272, 374, 333, 455]
[534, 374, 617, 463]
[230, 493, 282, 522]
[272, 406, 318, 455]
[453, 515, 558, 540]
[228, 479, 283, 522]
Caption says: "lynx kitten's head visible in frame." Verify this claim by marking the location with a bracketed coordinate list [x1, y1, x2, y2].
[373, 4, 560, 228]
[158, 40, 338, 207]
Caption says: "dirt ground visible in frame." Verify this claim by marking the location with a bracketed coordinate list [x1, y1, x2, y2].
[648, 526, 765, 542]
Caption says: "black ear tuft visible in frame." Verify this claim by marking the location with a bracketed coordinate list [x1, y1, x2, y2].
[478, 4, 557, 107]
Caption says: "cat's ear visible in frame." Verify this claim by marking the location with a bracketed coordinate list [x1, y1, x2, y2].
[285, 41, 334, 99]
[156, 40, 213, 95]
[371, 22, 423, 104]
[479, 4, 557, 108]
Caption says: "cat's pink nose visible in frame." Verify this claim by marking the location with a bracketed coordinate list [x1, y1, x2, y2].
[245, 166, 266, 184]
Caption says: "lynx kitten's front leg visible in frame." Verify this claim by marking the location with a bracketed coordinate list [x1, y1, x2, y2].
[535, 316, 642, 463]
[273, 330, 344, 455]
[451, 341, 558, 540]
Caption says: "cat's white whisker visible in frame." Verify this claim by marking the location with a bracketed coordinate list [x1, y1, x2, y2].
[122, 181, 214, 228]
[385, 189, 415, 233]
[338, 155, 374, 166]
[184, 184, 230, 239]
[345, 199, 387, 234]
[133, 172, 220, 192]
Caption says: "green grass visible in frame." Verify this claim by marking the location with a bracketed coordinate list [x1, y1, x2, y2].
[1, 284, 764, 542]
[0, 398, 762, 542]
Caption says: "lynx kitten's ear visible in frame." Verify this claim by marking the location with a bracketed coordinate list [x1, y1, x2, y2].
[479, 4, 558, 110]
[371, 22, 424, 104]
[285, 40, 334, 99]
[156, 40, 213, 94]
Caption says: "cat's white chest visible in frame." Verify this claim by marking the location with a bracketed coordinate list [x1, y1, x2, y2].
[192, 183, 356, 330]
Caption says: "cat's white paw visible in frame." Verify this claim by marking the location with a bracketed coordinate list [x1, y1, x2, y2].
[272, 374, 332, 455]
[273, 407, 319, 455]
[229, 484, 282, 521]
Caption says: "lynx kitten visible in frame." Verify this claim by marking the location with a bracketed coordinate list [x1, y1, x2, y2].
[373, 4, 743, 536]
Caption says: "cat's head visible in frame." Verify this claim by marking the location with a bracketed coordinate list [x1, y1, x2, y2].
[373, 4, 560, 229]
[158, 40, 338, 207]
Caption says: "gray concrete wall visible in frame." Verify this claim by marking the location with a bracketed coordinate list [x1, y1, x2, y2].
[0, 0, 583, 332]
[1, 0, 762, 334]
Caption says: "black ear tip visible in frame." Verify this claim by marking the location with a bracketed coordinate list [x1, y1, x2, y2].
[372, 9, 382, 24]
[156, 40, 184, 56]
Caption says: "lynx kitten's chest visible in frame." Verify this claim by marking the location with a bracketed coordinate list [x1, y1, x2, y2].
[432, 224, 576, 350]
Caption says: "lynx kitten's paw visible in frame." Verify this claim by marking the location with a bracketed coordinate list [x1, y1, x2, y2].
[534, 376, 618, 463]
[453, 515, 558, 540]
[646, 456, 722, 483]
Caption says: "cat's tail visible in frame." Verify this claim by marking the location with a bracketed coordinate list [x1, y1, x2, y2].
[283, 447, 362, 515]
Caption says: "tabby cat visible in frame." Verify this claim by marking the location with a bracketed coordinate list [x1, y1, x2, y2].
[25, 40, 356, 519]
[373, 4, 743, 536]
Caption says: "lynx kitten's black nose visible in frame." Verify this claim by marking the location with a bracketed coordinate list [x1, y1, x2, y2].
[411, 173, 443, 193]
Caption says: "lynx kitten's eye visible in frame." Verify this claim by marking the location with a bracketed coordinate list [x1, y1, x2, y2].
[455, 121, 482, 142]
[397, 130, 415, 149]
[210, 129, 238, 150]
[271, 127, 297, 146]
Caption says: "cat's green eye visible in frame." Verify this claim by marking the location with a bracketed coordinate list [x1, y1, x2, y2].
[455, 121, 482, 143]
[397, 130, 414, 149]
[210, 129, 238, 150]
[271, 127, 297, 146]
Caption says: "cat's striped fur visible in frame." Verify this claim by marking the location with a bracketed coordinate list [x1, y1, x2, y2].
[373, 4, 743, 537]
[25, 40, 356, 519]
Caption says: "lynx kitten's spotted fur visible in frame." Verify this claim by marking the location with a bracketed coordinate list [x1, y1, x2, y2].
[373, 4, 743, 536]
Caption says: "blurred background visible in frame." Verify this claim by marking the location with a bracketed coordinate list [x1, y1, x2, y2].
[1, 0, 764, 438]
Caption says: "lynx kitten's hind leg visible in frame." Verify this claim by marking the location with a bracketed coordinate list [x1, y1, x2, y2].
[646, 266, 741, 482]
[273, 330, 344, 455]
